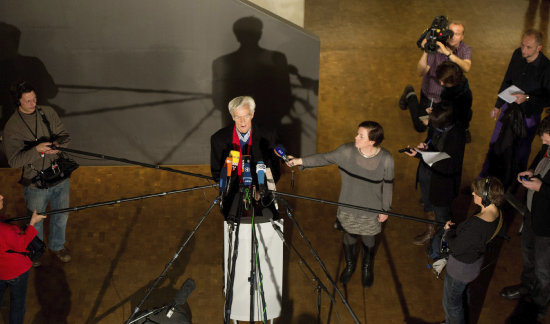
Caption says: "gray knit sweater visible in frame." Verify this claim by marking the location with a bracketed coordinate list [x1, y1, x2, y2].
[301, 143, 394, 235]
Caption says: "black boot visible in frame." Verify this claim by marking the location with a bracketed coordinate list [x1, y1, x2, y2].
[362, 244, 374, 288]
[340, 243, 358, 285]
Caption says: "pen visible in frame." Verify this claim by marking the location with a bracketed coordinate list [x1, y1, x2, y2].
[424, 138, 432, 149]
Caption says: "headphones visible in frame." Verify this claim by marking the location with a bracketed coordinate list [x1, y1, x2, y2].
[481, 177, 491, 207]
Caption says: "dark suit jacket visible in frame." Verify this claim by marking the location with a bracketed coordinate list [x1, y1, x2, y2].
[528, 144, 550, 236]
[210, 123, 280, 183]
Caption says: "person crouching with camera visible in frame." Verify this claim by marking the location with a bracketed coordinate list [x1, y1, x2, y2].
[442, 177, 504, 324]
[3, 81, 73, 266]
[0, 194, 46, 324]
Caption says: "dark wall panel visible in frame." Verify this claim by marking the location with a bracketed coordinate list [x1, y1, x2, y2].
[0, 0, 319, 166]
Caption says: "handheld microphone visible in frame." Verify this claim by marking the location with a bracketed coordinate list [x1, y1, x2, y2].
[226, 156, 233, 178]
[166, 278, 196, 318]
[256, 161, 267, 195]
[242, 155, 252, 186]
[230, 150, 240, 171]
[274, 145, 290, 163]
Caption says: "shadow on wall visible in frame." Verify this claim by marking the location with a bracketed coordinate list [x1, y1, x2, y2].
[0, 22, 61, 167]
[212, 16, 318, 156]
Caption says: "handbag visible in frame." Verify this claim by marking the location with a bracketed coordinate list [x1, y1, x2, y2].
[6, 236, 46, 262]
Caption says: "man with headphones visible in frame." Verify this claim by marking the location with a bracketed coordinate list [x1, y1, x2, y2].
[2, 81, 72, 266]
[500, 115, 550, 321]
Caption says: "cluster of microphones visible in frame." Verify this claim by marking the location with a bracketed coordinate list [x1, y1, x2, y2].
[218, 145, 290, 200]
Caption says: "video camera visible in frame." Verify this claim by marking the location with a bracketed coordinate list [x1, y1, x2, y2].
[417, 16, 454, 54]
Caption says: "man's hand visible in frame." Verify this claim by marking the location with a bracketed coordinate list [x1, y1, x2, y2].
[420, 38, 427, 49]
[35, 142, 59, 155]
[517, 170, 534, 182]
[490, 107, 501, 121]
[521, 176, 542, 192]
[436, 41, 452, 56]
[512, 93, 529, 105]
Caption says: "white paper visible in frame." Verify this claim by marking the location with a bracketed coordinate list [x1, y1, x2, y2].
[417, 151, 451, 167]
[498, 85, 524, 104]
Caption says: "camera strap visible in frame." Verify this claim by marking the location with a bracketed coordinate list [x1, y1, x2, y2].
[37, 107, 54, 139]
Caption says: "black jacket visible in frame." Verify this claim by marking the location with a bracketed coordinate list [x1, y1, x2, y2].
[528, 144, 550, 236]
[210, 123, 281, 183]
[418, 124, 466, 206]
[440, 78, 473, 130]
[495, 49, 550, 117]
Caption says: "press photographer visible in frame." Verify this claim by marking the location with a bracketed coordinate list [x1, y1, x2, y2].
[2, 81, 75, 265]
[399, 17, 472, 137]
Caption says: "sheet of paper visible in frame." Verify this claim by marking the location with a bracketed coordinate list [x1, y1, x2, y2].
[417, 151, 451, 167]
[498, 85, 524, 104]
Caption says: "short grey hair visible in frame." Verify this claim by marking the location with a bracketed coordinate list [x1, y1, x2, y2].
[228, 96, 256, 117]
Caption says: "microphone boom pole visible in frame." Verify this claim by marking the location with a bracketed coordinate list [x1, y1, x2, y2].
[2, 184, 217, 223]
[274, 191, 445, 226]
[51, 145, 214, 181]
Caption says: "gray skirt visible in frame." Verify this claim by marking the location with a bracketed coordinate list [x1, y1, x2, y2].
[337, 209, 381, 236]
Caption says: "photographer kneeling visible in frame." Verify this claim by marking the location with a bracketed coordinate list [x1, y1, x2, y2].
[442, 177, 504, 324]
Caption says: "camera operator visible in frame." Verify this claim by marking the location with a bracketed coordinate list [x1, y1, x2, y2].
[399, 21, 472, 137]
[2, 81, 72, 266]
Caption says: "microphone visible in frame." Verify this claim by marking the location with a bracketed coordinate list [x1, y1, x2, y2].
[230, 150, 240, 171]
[256, 161, 267, 195]
[274, 145, 290, 163]
[242, 155, 252, 186]
[166, 278, 196, 318]
[218, 156, 232, 194]
[226, 156, 233, 178]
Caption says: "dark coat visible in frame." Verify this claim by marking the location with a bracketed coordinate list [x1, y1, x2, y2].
[528, 144, 550, 236]
[419, 125, 466, 206]
[440, 78, 473, 130]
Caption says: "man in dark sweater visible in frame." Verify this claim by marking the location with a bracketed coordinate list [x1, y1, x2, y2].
[500, 115, 550, 321]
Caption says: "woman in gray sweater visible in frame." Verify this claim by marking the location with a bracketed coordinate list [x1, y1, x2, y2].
[287, 121, 394, 287]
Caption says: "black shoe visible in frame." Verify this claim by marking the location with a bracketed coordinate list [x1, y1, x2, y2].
[500, 284, 525, 300]
[340, 243, 358, 285]
[399, 85, 415, 110]
[361, 245, 374, 288]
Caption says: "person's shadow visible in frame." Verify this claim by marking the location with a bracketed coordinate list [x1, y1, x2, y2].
[212, 16, 300, 154]
[0, 22, 61, 166]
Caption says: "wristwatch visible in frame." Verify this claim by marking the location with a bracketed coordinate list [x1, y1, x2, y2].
[526, 94, 530, 101]
[446, 52, 451, 58]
